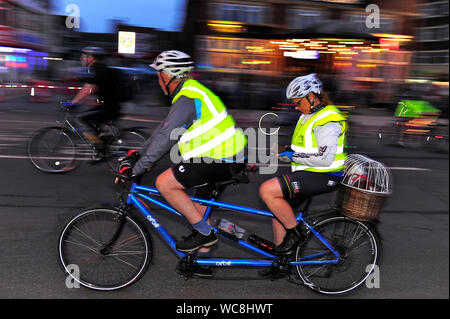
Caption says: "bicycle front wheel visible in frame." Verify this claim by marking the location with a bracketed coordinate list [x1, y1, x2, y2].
[27, 127, 79, 173]
[294, 215, 380, 295]
[58, 208, 152, 291]
[106, 129, 147, 171]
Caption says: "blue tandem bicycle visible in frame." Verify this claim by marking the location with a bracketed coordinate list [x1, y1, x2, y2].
[58, 166, 380, 295]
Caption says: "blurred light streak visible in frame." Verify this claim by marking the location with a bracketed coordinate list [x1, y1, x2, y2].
[432, 81, 449, 87]
[339, 41, 364, 44]
[370, 34, 414, 40]
[241, 60, 271, 64]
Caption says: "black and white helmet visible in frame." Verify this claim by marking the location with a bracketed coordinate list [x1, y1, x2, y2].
[286, 73, 322, 99]
[150, 50, 194, 78]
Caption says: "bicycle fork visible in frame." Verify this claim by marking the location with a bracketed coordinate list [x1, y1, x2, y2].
[99, 205, 129, 255]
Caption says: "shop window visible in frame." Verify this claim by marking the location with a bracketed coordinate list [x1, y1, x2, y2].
[212, 3, 270, 24]
[288, 9, 324, 29]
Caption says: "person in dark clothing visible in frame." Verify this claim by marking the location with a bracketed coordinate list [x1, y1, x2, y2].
[71, 47, 122, 156]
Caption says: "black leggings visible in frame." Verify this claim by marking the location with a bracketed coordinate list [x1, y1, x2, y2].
[277, 171, 342, 207]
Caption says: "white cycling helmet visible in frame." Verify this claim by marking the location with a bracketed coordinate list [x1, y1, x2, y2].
[150, 50, 194, 78]
[286, 73, 322, 99]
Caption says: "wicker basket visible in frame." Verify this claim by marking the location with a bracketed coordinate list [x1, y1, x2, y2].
[337, 154, 392, 221]
[337, 186, 386, 221]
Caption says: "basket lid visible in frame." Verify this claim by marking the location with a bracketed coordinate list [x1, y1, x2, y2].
[341, 154, 392, 194]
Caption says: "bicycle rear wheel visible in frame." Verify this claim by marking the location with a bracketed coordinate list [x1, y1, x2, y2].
[27, 127, 79, 173]
[294, 215, 379, 295]
[425, 126, 449, 153]
[377, 124, 398, 146]
[58, 208, 151, 290]
[106, 129, 147, 171]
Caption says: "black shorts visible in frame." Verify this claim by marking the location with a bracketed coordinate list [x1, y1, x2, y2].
[277, 170, 342, 202]
[172, 162, 246, 199]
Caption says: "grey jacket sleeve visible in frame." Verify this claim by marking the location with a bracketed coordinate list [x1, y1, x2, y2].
[132, 96, 195, 175]
[291, 122, 343, 167]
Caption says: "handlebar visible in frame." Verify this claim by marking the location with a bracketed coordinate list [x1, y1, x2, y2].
[60, 101, 76, 107]
[59, 101, 77, 112]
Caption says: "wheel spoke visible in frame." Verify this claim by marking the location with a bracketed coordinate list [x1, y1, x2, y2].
[28, 128, 78, 173]
[295, 216, 379, 294]
[59, 209, 150, 290]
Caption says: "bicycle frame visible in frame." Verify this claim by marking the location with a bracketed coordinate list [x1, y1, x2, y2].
[61, 113, 120, 144]
[125, 183, 341, 268]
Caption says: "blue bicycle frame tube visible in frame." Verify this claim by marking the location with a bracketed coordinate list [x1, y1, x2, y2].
[130, 192, 276, 259]
[127, 183, 341, 266]
[196, 258, 338, 267]
[132, 184, 274, 217]
[296, 214, 341, 259]
[129, 193, 186, 258]
[196, 259, 275, 267]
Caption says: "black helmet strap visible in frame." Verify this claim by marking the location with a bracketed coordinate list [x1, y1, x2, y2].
[306, 93, 325, 114]
[160, 71, 177, 97]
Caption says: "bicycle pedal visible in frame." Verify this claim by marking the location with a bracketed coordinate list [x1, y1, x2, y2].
[258, 266, 290, 281]
[176, 263, 192, 278]
[176, 256, 195, 277]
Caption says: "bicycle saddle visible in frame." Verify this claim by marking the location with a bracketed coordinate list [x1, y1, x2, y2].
[194, 164, 257, 200]
[216, 164, 257, 187]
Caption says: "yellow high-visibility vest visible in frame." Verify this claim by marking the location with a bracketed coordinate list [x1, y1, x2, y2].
[290, 105, 347, 172]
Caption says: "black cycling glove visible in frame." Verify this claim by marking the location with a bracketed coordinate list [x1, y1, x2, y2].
[118, 150, 140, 180]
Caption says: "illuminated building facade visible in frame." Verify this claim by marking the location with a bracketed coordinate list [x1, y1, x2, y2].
[181, 0, 419, 108]
[411, 0, 449, 81]
[0, 0, 51, 82]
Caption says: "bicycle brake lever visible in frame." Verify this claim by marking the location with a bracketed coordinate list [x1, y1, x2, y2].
[115, 173, 131, 180]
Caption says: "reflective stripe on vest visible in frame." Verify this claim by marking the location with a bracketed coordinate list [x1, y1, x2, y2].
[181, 126, 237, 159]
[179, 109, 228, 144]
[173, 79, 246, 160]
[292, 159, 346, 172]
[291, 105, 347, 173]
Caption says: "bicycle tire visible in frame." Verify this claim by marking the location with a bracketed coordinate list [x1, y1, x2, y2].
[377, 124, 398, 146]
[58, 208, 152, 291]
[27, 127, 79, 173]
[106, 129, 147, 172]
[294, 215, 380, 295]
[424, 126, 449, 153]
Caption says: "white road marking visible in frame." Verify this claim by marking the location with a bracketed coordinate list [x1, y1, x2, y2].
[0, 154, 434, 170]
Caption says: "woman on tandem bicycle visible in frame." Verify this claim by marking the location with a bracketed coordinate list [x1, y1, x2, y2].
[260, 73, 347, 256]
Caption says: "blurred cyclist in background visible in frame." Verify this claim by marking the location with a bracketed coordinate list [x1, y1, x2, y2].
[259, 74, 348, 271]
[70, 47, 122, 158]
[394, 92, 441, 146]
